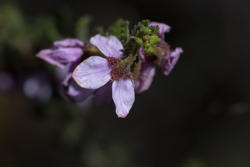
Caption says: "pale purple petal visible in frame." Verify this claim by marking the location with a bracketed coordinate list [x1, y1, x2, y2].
[36, 39, 84, 68]
[164, 47, 183, 75]
[135, 64, 156, 93]
[37, 48, 83, 68]
[112, 79, 135, 118]
[73, 56, 111, 89]
[54, 38, 84, 48]
[90, 34, 123, 58]
[150, 22, 171, 38]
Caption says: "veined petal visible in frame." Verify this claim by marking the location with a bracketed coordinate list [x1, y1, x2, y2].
[150, 22, 171, 38]
[90, 34, 123, 58]
[135, 64, 156, 93]
[73, 56, 111, 89]
[164, 47, 183, 75]
[112, 79, 135, 118]
[54, 39, 84, 48]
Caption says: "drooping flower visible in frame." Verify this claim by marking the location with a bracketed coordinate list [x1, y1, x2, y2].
[73, 34, 135, 118]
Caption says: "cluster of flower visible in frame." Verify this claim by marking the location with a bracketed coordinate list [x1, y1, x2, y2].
[36, 20, 183, 118]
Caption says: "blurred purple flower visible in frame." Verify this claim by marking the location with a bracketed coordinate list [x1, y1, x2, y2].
[73, 34, 135, 118]
[23, 74, 52, 103]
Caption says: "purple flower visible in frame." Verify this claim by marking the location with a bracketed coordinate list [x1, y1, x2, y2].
[36, 39, 84, 68]
[73, 34, 135, 118]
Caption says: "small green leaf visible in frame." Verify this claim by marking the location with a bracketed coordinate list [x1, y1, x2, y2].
[108, 19, 130, 45]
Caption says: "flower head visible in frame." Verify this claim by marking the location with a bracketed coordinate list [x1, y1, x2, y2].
[73, 34, 135, 118]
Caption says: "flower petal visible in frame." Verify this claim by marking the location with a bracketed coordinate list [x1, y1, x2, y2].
[112, 79, 135, 118]
[36, 47, 83, 68]
[150, 22, 171, 38]
[164, 47, 183, 75]
[135, 64, 156, 93]
[90, 34, 123, 58]
[54, 38, 84, 48]
[73, 56, 111, 89]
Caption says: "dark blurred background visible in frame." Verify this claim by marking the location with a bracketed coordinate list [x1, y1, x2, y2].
[0, 0, 250, 167]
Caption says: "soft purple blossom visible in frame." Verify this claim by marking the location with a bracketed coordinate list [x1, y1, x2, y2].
[36, 39, 84, 68]
[73, 34, 135, 118]
[23, 73, 52, 103]
[36, 20, 183, 118]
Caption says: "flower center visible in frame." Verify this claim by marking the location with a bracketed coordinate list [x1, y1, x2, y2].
[107, 57, 131, 81]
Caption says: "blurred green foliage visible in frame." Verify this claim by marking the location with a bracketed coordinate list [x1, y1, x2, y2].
[108, 19, 130, 45]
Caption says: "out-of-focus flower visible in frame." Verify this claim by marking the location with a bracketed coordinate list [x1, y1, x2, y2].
[0, 72, 14, 92]
[23, 73, 52, 103]
[73, 35, 135, 118]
